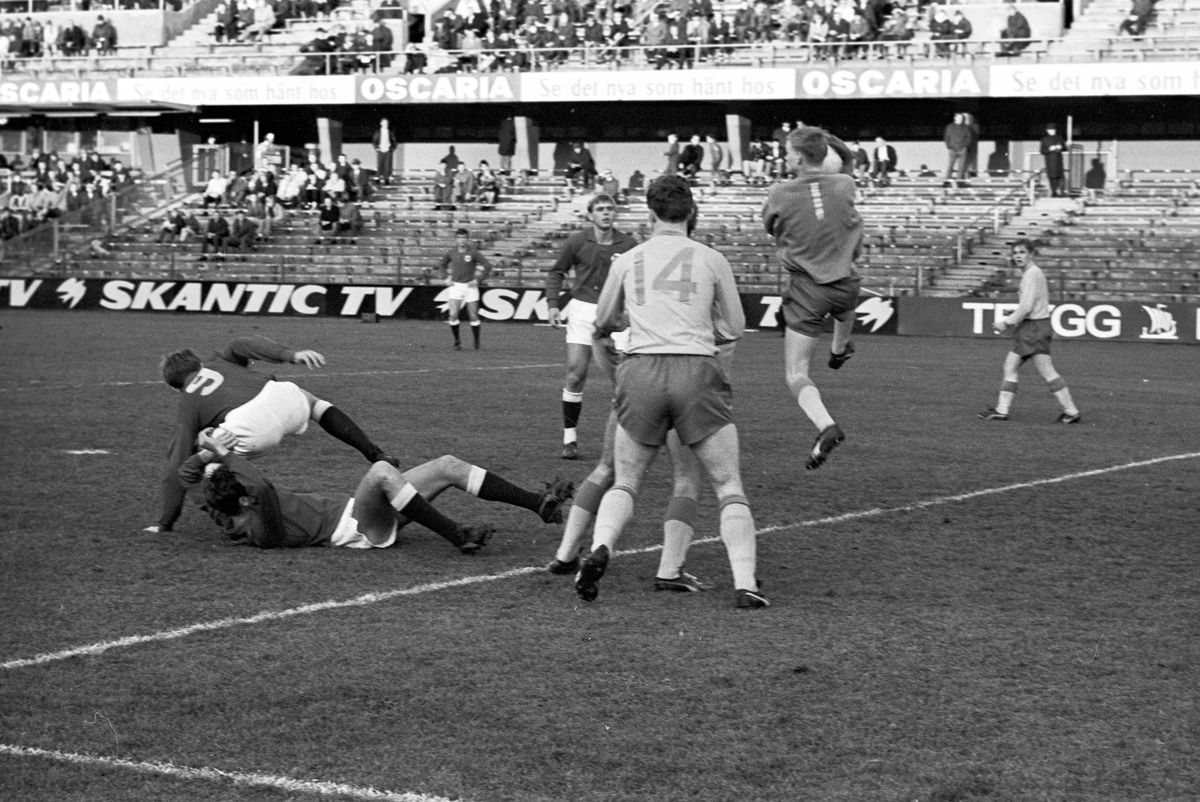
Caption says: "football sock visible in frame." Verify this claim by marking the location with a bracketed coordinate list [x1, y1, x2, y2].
[555, 478, 606, 563]
[1047, 377, 1078, 415]
[562, 389, 583, 444]
[471, 320, 480, 349]
[796, 385, 835, 432]
[657, 496, 698, 579]
[317, 406, 387, 463]
[450, 323, 461, 346]
[718, 500, 758, 592]
[469, 465, 542, 512]
[591, 486, 635, 554]
[996, 381, 1017, 415]
[388, 482, 464, 546]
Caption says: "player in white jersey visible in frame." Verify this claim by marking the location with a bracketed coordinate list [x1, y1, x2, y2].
[979, 240, 1081, 423]
[573, 175, 767, 609]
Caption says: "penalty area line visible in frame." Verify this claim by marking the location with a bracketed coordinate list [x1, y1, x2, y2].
[3, 451, 1197, 672]
[0, 744, 456, 802]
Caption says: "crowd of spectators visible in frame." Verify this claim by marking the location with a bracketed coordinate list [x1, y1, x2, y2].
[0, 148, 134, 242]
[0, 15, 118, 62]
[431, 146, 504, 209]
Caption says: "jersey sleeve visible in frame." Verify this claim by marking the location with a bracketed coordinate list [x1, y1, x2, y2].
[710, 254, 746, 346]
[158, 402, 201, 529]
[544, 237, 578, 308]
[221, 336, 294, 367]
[593, 259, 628, 338]
[474, 249, 493, 280]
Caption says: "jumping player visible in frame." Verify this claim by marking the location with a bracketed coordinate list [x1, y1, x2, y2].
[184, 428, 574, 551]
[574, 175, 766, 609]
[150, 335, 397, 533]
[440, 228, 493, 351]
[762, 126, 864, 470]
[545, 193, 639, 460]
[979, 239, 1081, 423]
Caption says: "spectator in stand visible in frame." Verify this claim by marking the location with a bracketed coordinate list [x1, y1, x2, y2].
[459, 26, 483, 70]
[246, 1, 277, 42]
[661, 16, 691, 68]
[156, 210, 189, 244]
[929, 6, 955, 56]
[339, 195, 365, 240]
[849, 139, 870, 180]
[91, 15, 118, 55]
[277, 166, 306, 207]
[257, 194, 286, 239]
[200, 211, 231, 261]
[214, 3, 238, 42]
[440, 145, 461, 174]
[597, 168, 621, 200]
[1118, 0, 1155, 36]
[871, 135, 897, 185]
[371, 13, 394, 69]
[565, 142, 597, 189]
[1040, 123, 1066, 197]
[705, 135, 726, 182]
[224, 170, 250, 207]
[476, 161, 501, 206]
[348, 159, 372, 202]
[316, 195, 341, 243]
[1084, 158, 1107, 200]
[497, 116, 516, 175]
[663, 133, 681, 176]
[951, 9, 972, 53]
[58, 20, 87, 57]
[679, 135, 704, 179]
[877, 8, 913, 52]
[644, 12, 669, 67]
[202, 170, 228, 209]
[453, 165, 477, 205]
[998, 0, 1031, 56]
[372, 118, 397, 185]
[944, 113, 971, 184]
[227, 209, 259, 259]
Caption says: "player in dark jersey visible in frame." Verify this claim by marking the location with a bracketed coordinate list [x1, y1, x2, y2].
[544, 193, 639, 460]
[762, 126, 863, 471]
[148, 335, 397, 533]
[439, 228, 493, 351]
[181, 429, 574, 552]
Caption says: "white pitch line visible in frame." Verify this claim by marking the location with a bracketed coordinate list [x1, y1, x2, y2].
[0, 745, 456, 802]
[3, 450, 1198, 673]
[0, 363, 562, 394]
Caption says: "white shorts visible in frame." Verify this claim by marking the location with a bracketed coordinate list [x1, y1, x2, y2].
[446, 281, 480, 304]
[564, 298, 598, 346]
[564, 298, 629, 352]
[219, 380, 311, 456]
[329, 498, 398, 549]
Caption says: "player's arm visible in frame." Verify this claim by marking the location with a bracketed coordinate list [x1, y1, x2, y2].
[761, 194, 779, 237]
[711, 256, 746, 346]
[544, 239, 577, 318]
[439, 251, 453, 284]
[474, 250, 494, 285]
[593, 261, 628, 338]
[999, 271, 1038, 331]
[151, 422, 196, 532]
[223, 335, 324, 370]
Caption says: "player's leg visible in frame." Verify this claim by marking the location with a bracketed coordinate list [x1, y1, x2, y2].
[560, 342, 592, 459]
[466, 299, 482, 350]
[785, 328, 844, 469]
[550, 407, 617, 572]
[828, 312, 856, 369]
[576, 425, 659, 602]
[981, 351, 1022, 420]
[403, 454, 574, 523]
[690, 424, 766, 607]
[300, 388, 397, 465]
[1030, 354, 1080, 422]
[654, 429, 710, 591]
[353, 461, 492, 553]
[447, 297, 463, 350]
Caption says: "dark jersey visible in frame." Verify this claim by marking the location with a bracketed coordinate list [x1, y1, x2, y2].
[545, 227, 639, 308]
[184, 454, 345, 548]
[439, 247, 492, 284]
[762, 172, 863, 284]
[159, 336, 296, 529]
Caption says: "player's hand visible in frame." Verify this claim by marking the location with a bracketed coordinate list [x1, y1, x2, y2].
[178, 456, 207, 485]
[292, 349, 326, 369]
[549, 308, 565, 328]
[197, 428, 233, 457]
[443, 276, 453, 287]
[143, 524, 168, 534]
[467, 279, 479, 289]
[992, 320, 1009, 335]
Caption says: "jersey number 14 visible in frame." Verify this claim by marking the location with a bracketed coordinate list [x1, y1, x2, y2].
[633, 250, 698, 305]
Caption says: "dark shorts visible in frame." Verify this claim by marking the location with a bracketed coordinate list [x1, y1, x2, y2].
[782, 271, 862, 336]
[615, 354, 734, 447]
[1012, 318, 1053, 360]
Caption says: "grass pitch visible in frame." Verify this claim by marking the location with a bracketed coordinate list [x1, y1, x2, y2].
[1, 310, 1197, 802]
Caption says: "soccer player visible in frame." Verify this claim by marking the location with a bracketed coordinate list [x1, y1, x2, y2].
[149, 335, 397, 534]
[439, 227, 493, 351]
[979, 239, 1081, 424]
[762, 126, 864, 470]
[573, 175, 767, 609]
[545, 193, 639, 460]
[183, 429, 574, 551]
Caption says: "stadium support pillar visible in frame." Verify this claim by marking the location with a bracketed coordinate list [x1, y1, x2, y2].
[317, 118, 343, 163]
[725, 114, 750, 174]
[514, 116, 539, 173]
